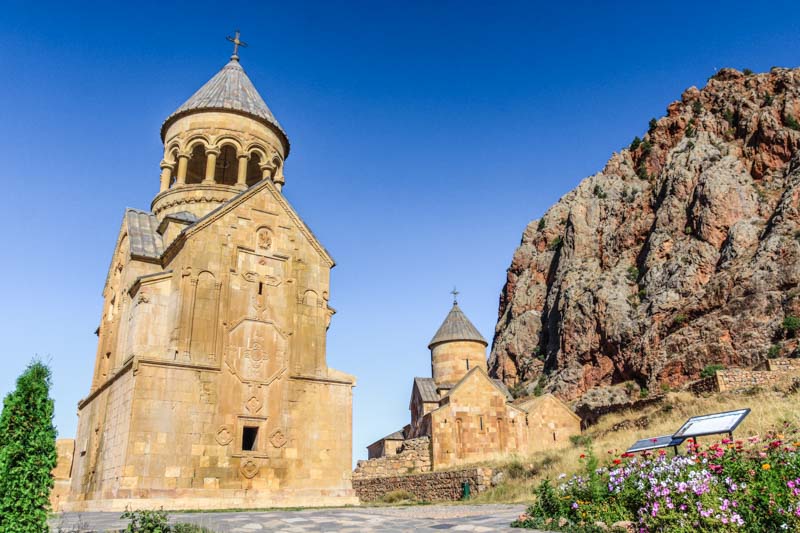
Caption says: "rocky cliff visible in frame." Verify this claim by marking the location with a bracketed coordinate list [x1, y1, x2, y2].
[489, 67, 800, 403]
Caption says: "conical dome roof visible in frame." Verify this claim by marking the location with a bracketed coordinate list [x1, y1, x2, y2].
[428, 303, 488, 349]
[161, 59, 288, 152]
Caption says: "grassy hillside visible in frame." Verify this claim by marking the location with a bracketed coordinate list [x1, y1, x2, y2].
[471, 387, 800, 503]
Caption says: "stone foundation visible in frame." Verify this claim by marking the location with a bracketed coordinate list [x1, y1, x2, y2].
[352, 468, 493, 502]
[713, 359, 800, 392]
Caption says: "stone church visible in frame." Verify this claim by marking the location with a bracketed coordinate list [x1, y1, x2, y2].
[59, 42, 357, 511]
[360, 300, 580, 473]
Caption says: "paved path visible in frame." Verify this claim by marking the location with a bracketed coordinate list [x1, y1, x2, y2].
[52, 504, 532, 532]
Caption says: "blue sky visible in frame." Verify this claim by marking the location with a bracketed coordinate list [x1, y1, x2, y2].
[1, 1, 799, 462]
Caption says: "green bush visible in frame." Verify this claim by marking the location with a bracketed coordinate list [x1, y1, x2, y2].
[533, 376, 546, 397]
[122, 509, 171, 533]
[537, 218, 546, 231]
[764, 93, 774, 106]
[506, 459, 529, 480]
[783, 315, 800, 336]
[569, 434, 593, 447]
[648, 118, 658, 133]
[593, 184, 607, 199]
[743, 68, 754, 75]
[700, 364, 726, 379]
[673, 314, 688, 327]
[0, 361, 58, 533]
[629, 136, 642, 151]
[637, 288, 647, 300]
[768, 344, 781, 359]
[626, 266, 640, 282]
[692, 100, 703, 114]
[548, 236, 563, 251]
[639, 387, 649, 398]
[784, 114, 800, 131]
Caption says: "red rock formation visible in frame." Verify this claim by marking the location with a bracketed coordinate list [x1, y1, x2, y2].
[490, 67, 800, 403]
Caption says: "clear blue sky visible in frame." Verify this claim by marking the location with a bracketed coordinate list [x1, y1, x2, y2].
[1, 1, 799, 462]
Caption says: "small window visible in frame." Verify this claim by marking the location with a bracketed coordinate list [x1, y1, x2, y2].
[258, 282, 263, 295]
[479, 416, 484, 431]
[242, 426, 259, 451]
[465, 359, 470, 370]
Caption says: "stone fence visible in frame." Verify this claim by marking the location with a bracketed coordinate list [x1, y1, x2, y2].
[353, 437, 432, 479]
[688, 358, 800, 394]
[352, 467, 493, 502]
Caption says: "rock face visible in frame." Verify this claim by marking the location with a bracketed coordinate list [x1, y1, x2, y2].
[490, 67, 800, 402]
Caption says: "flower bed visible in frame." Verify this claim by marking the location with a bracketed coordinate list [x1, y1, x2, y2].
[513, 426, 800, 532]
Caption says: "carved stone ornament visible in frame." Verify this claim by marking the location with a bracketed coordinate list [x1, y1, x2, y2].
[245, 395, 263, 414]
[270, 429, 287, 448]
[257, 228, 272, 251]
[215, 425, 233, 446]
[240, 459, 259, 479]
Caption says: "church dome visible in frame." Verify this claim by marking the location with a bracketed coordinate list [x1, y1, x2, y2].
[428, 303, 488, 349]
[160, 58, 289, 155]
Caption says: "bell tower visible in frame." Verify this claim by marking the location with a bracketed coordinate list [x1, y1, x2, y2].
[428, 291, 488, 387]
[153, 33, 289, 223]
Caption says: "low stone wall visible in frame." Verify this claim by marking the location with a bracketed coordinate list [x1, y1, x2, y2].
[688, 376, 718, 394]
[352, 467, 493, 502]
[353, 437, 431, 479]
[716, 365, 800, 392]
[766, 358, 800, 373]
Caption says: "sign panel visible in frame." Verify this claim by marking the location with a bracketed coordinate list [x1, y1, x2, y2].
[626, 435, 686, 454]
[672, 408, 750, 439]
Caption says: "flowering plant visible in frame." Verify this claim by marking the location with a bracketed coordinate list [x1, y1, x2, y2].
[513, 425, 800, 532]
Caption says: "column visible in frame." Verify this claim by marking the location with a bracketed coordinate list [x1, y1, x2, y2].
[203, 148, 220, 183]
[273, 166, 285, 192]
[159, 161, 174, 192]
[236, 153, 250, 189]
[176, 153, 189, 185]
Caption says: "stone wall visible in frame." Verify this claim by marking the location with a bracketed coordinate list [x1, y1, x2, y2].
[715, 359, 800, 392]
[50, 438, 75, 511]
[353, 437, 431, 479]
[352, 467, 493, 502]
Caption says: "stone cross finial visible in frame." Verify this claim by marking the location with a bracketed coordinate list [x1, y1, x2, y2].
[226, 30, 248, 61]
[451, 287, 459, 304]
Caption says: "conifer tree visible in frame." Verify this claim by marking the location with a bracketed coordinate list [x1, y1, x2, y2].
[0, 360, 58, 533]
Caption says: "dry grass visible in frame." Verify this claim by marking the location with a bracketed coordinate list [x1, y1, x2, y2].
[469, 387, 800, 504]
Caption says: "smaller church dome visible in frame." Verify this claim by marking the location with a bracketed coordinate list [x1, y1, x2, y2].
[161, 58, 289, 153]
[428, 303, 488, 349]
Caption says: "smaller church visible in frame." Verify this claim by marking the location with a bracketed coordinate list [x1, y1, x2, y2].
[361, 297, 580, 472]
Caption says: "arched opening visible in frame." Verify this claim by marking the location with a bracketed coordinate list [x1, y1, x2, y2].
[214, 145, 238, 186]
[185, 144, 206, 184]
[246, 152, 262, 187]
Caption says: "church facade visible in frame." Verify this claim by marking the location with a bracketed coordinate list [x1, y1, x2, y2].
[60, 46, 357, 511]
[360, 301, 580, 473]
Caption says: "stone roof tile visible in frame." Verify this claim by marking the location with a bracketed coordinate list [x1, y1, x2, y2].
[125, 209, 163, 259]
[161, 59, 288, 150]
[414, 377, 439, 403]
[428, 303, 488, 349]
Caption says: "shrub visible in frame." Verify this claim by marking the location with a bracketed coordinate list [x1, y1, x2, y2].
[626, 266, 639, 282]
[768, 344, 781, 359]
[673, 313, 688, 327]
[533, 376, 546, 397]
[624, 381, 636, 394]
[639, 387, 649, 398]
[641, 140, 653, 155]
[569, 434, 593, 447]
[743, 68, 754, 75]
[783, 315, 800, 336]
[648, 118, 658, 133]
[784, 114, 800, 131]
[122, 508, 170, 532]
[723, 108, 735, 125]
[692, 100, 703, 114]
[537, 218, 545, 231]
[764, 93, 774, 106]
[636, 162, 649, 180]
[700, 363, 726, 378]
[684, 226, 693, 235]
[630, 136, 642, 151]
[378, 489, 416, 504]
[593, 184, 607, 199]
[548, 236, 563, 251]
[0, 361, 58, 533]
[637, 288, 647, 300]
[506, 459, 529, 480]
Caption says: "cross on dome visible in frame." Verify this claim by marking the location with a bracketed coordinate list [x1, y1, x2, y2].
[226, 30, 248, 61]
[451, 287, 459, 304]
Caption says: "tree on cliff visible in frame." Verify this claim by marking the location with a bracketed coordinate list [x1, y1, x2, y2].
[0, 360, 58, 533]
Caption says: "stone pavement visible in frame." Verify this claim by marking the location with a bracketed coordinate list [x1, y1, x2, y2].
[52, 503, 537, 532]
